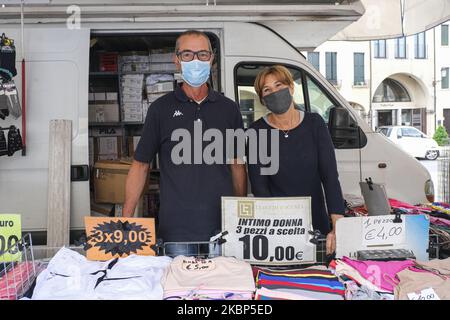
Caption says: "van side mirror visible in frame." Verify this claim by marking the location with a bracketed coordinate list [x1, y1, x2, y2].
[397, 134, 402, 139]
[328, 106, 367, 149]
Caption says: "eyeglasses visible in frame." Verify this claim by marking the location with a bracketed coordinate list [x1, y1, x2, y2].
[176, 50, 212, 62]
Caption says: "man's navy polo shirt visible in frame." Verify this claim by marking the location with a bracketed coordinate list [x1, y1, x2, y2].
[134, 84, 244, 242]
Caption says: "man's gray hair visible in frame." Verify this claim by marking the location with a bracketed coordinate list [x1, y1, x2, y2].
[175, 30, 213, 53]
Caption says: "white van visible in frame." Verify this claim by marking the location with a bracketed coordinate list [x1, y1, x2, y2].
[0, 14, 433, 242]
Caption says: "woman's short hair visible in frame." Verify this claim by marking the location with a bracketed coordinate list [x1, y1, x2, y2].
[254, 65, 294, 104]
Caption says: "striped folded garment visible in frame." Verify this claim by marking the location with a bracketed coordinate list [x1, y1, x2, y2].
[255, 268, 345, 300]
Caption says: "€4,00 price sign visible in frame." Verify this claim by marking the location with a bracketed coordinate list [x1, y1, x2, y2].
[221, 197, 316, 266]
[85, 217, 156, 261]
[0, 214, 22, 263]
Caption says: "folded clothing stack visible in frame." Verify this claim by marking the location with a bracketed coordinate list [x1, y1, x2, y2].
[395, 257, 450, 300]
[330, 257, 450, 300]
[0, 261, 38, 300]
[254, 266, 345, 300]
[31, 247, 172, 300]
[145, 74, 174, 95]
[162, 256, 255, 300]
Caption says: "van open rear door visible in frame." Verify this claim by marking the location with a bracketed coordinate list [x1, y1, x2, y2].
[0, 27, 90, 233]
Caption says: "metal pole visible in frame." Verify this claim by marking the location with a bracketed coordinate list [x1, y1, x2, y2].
[20, 0, 26, 156]
[369, 40, 373, 129]
[434, 27, 437, 131]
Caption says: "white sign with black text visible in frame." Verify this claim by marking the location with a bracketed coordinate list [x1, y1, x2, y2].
[221, 197, 316, 265]
[336, 214, 429, 261]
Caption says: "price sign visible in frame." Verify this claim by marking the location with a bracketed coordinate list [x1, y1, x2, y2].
[362, 216, 406, 246]
[408, 288, 440, 300]
[222, 197, 316, 265]
[85, 217, 156, 261]
[0, 214, 22, 263]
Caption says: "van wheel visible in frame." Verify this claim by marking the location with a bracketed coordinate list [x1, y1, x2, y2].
[425, 150, 439, 160]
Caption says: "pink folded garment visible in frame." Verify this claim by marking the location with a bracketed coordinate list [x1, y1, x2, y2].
[389, 199, 431, 212]
[342, 257, 416, 292]
[0, 262, 36, 300]
[429, 216, 450, 228]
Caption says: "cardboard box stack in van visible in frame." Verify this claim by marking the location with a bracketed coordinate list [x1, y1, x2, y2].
[94, 160, 131, 204]
[88, 91, 120, 123]
[89, 127, 124, 162]
[128, 136, 141, 158]
[92, 159, 150, 217]
[120, 74, 144, 122]
[149, 49, 177, 73]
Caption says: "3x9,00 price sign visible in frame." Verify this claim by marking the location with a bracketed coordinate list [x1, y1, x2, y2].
[84, 217, 156, 261]
[221, 197, 316, 265]
[0, 214, 22, 263]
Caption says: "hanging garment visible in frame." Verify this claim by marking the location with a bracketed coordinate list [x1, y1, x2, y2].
[0, 34, 17, 81]
[0, 130, 7, 157]
[7, 126, 22, 156]
[0, 84, 9, 120]
[2, 81, 21, 119]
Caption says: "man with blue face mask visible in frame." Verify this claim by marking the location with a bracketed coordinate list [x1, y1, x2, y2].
[123, 30, 247, 256]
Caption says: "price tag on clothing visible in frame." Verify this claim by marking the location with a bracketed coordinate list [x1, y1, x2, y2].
[361, 216, 406, 246]
[182, 258, 216, 271]
[407, 288, 440, 300]
[85, 217, 156, 261]
[0, 214, 22, 263]
[221, 197, 316, 265]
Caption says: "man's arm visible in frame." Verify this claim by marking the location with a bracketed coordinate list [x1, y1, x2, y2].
[123, 160, 150, 217]
[230, 160, 247, 197]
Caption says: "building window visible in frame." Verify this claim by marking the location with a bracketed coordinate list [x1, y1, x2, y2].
[377, 109, 397, 127]
[442, 24, 449, 46]
[414, 32, 426, 59]
[353, 53, 365, 85]
[307, 52, 320, 71]
[325, 52, 337, 85]
[373, 78, 411, 103]
[395, 37, 407, 58]
[373, 40, 387, 58]
[442, 67, 449, 89]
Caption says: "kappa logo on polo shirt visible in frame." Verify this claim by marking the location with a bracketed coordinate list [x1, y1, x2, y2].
[173, 110, 183, 118]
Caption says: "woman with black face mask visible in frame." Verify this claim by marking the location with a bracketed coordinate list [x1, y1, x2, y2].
[247, 65, 345, 257]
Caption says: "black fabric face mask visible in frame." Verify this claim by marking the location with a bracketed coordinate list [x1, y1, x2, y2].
[262, 87, 293, 115]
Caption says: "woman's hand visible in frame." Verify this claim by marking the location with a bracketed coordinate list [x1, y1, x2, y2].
[326, 231, 336, 256]
[326, 214, 343, 255]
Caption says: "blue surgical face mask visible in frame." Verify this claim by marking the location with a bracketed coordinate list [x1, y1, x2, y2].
[180, 60, 211, 87]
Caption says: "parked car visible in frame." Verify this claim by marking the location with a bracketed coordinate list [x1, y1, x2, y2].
[377, 126, 440, 160]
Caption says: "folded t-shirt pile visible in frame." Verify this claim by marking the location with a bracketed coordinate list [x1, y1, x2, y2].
[31, 247, 172, 300]
[254, 266, 345, 300]
[162, 256, 255, 300]
[331, 256, 450, 300]
[395, 257, 450, 300]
